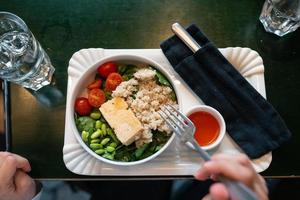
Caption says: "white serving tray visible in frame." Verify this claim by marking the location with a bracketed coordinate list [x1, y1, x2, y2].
[63, 48, 272, 176]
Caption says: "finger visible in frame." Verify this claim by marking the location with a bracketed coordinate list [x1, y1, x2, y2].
[14, 170, 36, 200]
[194, 154, 253, 181]
[194, 160, 255, 187]
[0, 155, 18, 185]
[211, 154, 253, 168]
[209, 183, 230, 200]
[253, 184, 269, 200]
[257, 175, 268, 194]
[0, 151, 11, 166]
[194, 167, 210, 180]
[0, 152, 31, 172]
[202, 194, 212, 200]
[253, 176, 269, 200]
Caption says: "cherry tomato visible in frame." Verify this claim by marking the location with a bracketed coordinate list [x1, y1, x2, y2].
[88, 88, 106, 107]
[87, 79, 102, 90]
[75, 97, 92, 115]
[105, 72, 123, 91]
[97, 62, 117, 78]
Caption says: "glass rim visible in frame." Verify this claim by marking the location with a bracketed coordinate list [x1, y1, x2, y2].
[0, 11, 29, 33]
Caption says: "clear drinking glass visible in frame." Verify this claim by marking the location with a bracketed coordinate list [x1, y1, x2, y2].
[259, 0, 300, 36]
[0, 12, 55, 91]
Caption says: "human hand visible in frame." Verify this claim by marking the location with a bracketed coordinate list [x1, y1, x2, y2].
[0, 152, 36, 200]
[194, 154, 268, 200]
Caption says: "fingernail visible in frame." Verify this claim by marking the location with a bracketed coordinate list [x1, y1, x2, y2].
[204, 161, 214, 168]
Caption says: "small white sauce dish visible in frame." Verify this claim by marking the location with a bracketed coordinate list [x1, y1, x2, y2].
[185, 105, 226, 151]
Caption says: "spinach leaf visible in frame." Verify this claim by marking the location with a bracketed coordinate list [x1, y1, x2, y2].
[135, 143, 150, 158]
[104, 91, 112, 100]
[170, 91, 177, 101]
[76, 116, 96, 134]
[152, 130, 170, 144]
[118, 65, 127, 74]
[114, 144, 136, 162]
[155, 71, 171, 87]
[121, 65, 137, 81]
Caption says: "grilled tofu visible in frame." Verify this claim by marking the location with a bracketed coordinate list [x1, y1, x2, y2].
[99, 97, 143, 145]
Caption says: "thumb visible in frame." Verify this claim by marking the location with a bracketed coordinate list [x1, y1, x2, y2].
[209, 183, 230, 200]
[0, 156, 18, 187]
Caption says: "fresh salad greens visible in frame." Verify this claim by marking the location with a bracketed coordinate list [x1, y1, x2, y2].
[76, 111, 171, 162]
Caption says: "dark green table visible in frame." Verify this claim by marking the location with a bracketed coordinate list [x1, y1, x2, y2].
[1, 0, 299, 179]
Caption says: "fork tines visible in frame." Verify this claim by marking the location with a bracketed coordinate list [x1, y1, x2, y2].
[158, 104, 191, 139]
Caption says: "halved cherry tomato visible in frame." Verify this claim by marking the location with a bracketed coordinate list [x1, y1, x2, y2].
[75, 97, 92, 115]
[88, 88, 106, 107]
[105, 72, 123, 91]
[97, 62, 117, 78]
[87, 79, 102, 90]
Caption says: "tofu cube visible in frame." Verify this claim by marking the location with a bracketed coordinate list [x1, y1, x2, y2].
[99, 97, 143, 145]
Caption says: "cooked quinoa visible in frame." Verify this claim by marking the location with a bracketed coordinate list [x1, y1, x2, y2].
[112, 67, 176, 147]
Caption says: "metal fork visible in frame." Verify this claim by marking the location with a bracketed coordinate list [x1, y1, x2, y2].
[159, 104, 258, 200]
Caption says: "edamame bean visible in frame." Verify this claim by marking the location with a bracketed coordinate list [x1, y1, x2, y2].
[91, 129, 102, 139]
[90, 143, 102, 150]
[81, 131, 89, 142]
[90, 112, 101, 120]
[109, 142, 117, 148]
[91, 139, 101, 144]
[101, 124, 107, 135]
[95, 120, 102, 129]
[102, 153, 114, 160]
[107, 128, 120, 144]
[95, 149, 105, 155]
[106, 146, 115, 153]
[101, 138, 110, 146]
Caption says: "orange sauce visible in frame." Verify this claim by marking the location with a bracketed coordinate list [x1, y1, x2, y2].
[188, 111, 220, 146]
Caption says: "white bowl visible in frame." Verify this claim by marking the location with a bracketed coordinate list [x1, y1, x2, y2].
[69, 54, 182, 166]
[185, 105, 226, 151]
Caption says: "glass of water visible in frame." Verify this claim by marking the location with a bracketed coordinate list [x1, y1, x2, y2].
[0, 12, 55, 91]
[259, 0, 300, 36]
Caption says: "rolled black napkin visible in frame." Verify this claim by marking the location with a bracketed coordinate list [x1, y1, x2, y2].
[160, 24, 291, 159]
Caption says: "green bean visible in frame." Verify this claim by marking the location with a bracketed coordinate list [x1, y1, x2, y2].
[90, 143, 103, 150]
[91, 139, 101, 144]
[95, 149, 105, 155]
[101, 138, 110, 146]
[106, 146, 115, 153]
[81, 131, 89, 142]
[101, 124, 107, 135]
[109, 142, 117, 148]
[95, 120, 102, 129]
[90, 112, 101, 120]
[91, 129, 102, 139]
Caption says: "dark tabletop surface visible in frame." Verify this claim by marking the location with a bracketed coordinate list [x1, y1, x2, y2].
[1, 0, 299, 179]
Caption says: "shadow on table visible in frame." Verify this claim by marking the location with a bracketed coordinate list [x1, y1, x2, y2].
[25, 75, 66, 108]
[38, 178, 300, 200]
[41, 180, 173, 200]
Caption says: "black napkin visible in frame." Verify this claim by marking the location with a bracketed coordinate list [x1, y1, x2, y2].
[160, 24, 291, 159]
